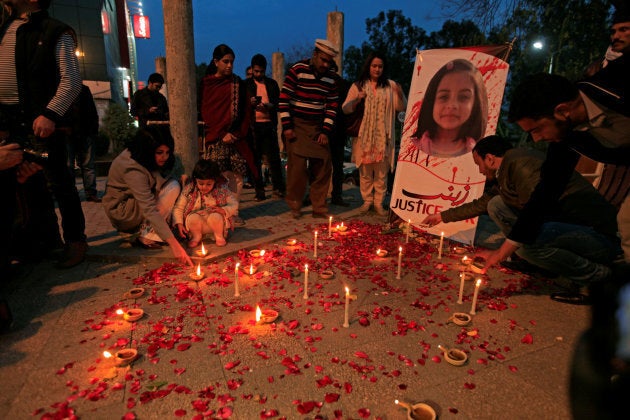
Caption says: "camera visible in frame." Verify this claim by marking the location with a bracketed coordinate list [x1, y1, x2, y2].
[0, 136, 49, 164]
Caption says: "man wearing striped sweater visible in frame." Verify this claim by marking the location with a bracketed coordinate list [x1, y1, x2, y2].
[0, 0, 86, 268]
[279, 39, 339, 219]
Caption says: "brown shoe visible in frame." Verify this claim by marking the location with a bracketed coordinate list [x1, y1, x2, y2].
[56, 241, 88, 269]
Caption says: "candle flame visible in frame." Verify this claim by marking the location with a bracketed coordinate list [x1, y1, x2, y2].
[395, 399, 399, 405]
[103, 351, 112, 358]
[255, 305, 262, 322]
[462, 256, 468, 262]
[329, 216, 332, 221]
[476, 278, 482, 287]
[305, 264, 308, 270]
[250, 264, 254, 275]
[441, 231, 444, 236]
[399, 246, 402, 252]
[116, 309, 124, 316]
[235, 262, 240, 269]
[341, 222, 344, 227]
[196, 263, 201, 276]
[200, 242, 206, 255]
[376, 248, 381, 254]
[345, 286, 349, 295]
[260, 250, 265, 257]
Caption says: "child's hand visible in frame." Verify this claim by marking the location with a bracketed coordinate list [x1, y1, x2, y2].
[175, 223, 188, 238]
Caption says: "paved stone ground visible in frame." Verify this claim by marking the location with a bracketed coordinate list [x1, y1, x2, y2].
[0, 178, 587, 419]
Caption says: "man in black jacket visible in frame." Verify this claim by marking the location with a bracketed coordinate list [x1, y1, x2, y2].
[246, 54, 285, 200]
[0, 0, 86, 268]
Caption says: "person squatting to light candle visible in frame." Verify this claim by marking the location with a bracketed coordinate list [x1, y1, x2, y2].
[173, 159, 239, 248]
[421, 136, 620, 296]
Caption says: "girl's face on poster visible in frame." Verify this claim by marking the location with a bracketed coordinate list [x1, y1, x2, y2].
[154, 145, 170, 168]
[215, 54, 234, 77]
[196, 178, 216, 195]
[432, 71, 475, 132]
[369, 58, 384, 81]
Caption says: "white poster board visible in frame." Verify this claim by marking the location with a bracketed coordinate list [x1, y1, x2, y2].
[391, 49, 509, 244]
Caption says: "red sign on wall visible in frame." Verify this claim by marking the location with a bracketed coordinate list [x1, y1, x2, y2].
[133, 14, 150, 39]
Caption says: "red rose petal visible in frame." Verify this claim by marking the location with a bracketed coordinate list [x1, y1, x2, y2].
[176, 343, 191, 351]
[174, 409, 186, 417]
[508, 365, 518, 372]
[521, 333, 533, 344]
[358, 408, 371, 418]
[325, 393, 340, 403]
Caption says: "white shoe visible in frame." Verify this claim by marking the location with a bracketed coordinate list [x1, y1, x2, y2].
[358, 202, 372, 213]
[374, 206, 387, 216]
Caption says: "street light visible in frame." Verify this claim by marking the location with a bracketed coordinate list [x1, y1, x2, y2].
[531, 40, 554, 74]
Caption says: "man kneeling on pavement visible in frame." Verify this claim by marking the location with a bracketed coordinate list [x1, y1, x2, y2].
[422, 136, 621, 296]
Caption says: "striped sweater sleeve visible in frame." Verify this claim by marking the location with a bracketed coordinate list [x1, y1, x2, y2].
[45, 32, 82, 121]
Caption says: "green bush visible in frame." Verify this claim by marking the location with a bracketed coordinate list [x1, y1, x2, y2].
[101, 102, 137, 155]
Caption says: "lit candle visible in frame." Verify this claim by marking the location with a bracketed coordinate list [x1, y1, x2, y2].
[249, 263, 254, 275]
[303, 264, 309, 299]
[438, 232, 444, 259]
[255, 305, 262, 322]
[189, 263, 204, 280]
[406, 219, 411, 243]
[470, 278, 481, 315]
[234, 263, 240, 297]
[462, 256, 470, 267]
[328, 216, 333, 237]
[343, 286, 350, 328]
[396, 246, 403, 279]
[314, 231, 318, 258]
[457, 272, 466, 304]
[115, 308, 124, 316]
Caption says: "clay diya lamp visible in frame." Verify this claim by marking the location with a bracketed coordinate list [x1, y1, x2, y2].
[249, 249, 262, 258]
[336, 223, 348, 233]
[123, 308, 144, 322]
[242, 263, 258, 276]
[114, 348, 139, 367]
[286, 238, 298, 246]
[438, 344, 468, 366]
[124, 287, 145, 299]
[469, 257, 485, 274]
[452, 246, 467, 255]
[395, 400, 437, 420]
[195, 242, 208, 257]
[256, 306, 279, 324]
[448, 312, 472, 326]
[319, 269, 334, 280]
[189, 263, 205, 281]
[375, 248, 388, 258]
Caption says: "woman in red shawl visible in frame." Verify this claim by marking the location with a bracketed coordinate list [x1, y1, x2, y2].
[200, 44, 256, 226]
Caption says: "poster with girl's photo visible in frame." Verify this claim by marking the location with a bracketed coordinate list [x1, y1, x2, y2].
[391, 48, 509, 244]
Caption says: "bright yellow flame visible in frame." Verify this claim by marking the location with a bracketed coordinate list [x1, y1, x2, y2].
[116, 309, 124, 315]
[196, 263, 201, 276]
[200, 242, 206, 255]
[476, 279, 482, 287]
[305, 264, 308, 270]
[376, 248, 381, 254]
[399, 246, 402, 252]
[395, 399, 400, 405]
[255, 305, 262, 322]
[441, 231, 444, 237]
[249, 264, 254, 275]
[341, 222, 344, 227]
[462, 256, 468, 262]
[235, 262, 240, 269]
[329, 216, 332, 221]
[103, 351, 112, 358]
[260, 250, 266, 257]
[345, 286, 349, 295]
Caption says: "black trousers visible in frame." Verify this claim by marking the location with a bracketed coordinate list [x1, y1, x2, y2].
[252, 122, 285, 193]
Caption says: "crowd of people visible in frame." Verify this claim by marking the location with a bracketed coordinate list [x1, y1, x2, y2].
[1, 5, 630, 403]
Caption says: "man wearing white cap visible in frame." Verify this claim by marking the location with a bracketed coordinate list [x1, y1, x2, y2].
[279, 39, 339, 219]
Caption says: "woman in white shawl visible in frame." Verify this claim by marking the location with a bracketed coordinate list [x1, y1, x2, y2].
[342, 52, 407, 215]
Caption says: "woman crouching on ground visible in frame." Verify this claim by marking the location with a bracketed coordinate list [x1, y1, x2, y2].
[102, 125, 192, 266]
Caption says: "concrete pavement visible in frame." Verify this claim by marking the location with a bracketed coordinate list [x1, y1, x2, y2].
[0, 179, 587, 419]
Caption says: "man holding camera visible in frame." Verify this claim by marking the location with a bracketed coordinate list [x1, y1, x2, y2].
[0, 0, 87, 268]
[246, 53, 285, 201]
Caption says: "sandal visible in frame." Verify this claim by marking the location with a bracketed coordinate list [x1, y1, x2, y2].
[550, 292, 591, 305]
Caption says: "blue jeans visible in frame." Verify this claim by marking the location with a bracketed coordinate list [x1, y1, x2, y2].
[67, 134, 97, 197]
[487, 196, 620, 284]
